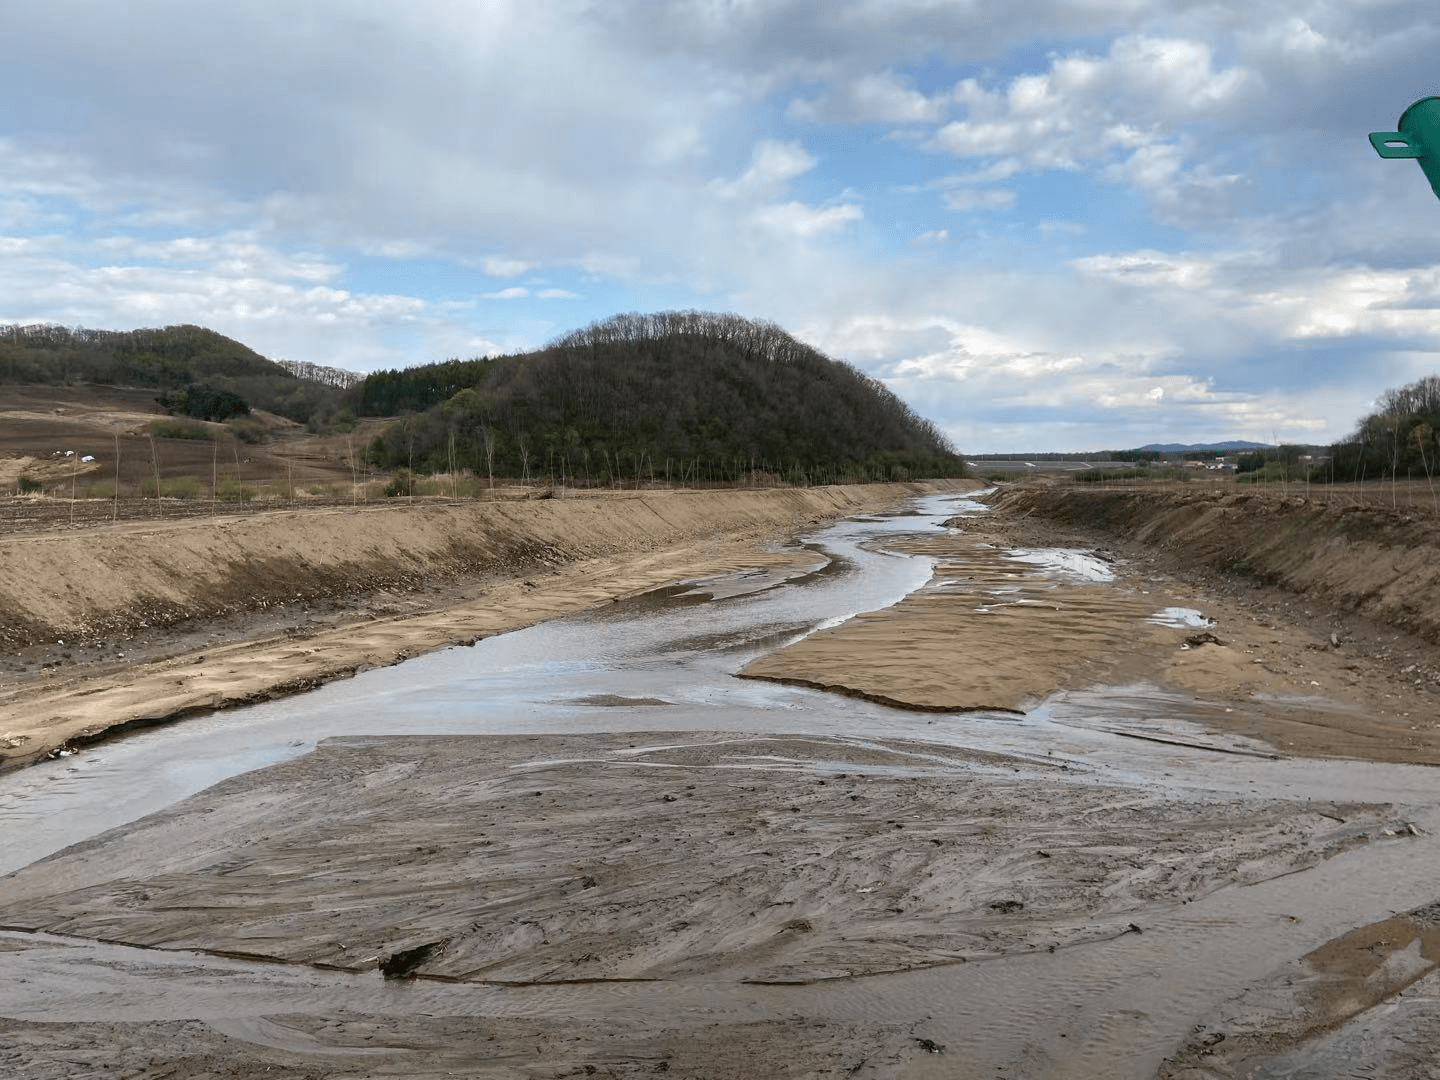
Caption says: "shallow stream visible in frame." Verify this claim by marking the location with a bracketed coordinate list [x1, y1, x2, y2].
[2, 490, 1438, 1078]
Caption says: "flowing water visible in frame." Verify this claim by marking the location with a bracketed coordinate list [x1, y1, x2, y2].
[2, 489, 1438, 1078]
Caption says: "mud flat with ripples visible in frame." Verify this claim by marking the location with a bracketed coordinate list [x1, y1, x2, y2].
[0, 731, 1421, 1078]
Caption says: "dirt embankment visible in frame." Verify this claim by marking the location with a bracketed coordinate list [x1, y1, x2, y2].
[0, 483, 958, 768]
[988, 484, 1440, 645]
[0, 485, 932, 650]
[741, 483, 1440, 763]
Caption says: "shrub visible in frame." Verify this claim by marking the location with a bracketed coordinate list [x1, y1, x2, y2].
[383, 469, 414, 498]
[1074, 467, 1190, 483]
[157, 384, 250, 421]
[18, 475, 42, 494]
[148, 418, 216, 440]
[224, 416, 268, 443]
[216, 475, 257, 502]
[185, 385, 250, 421]
[1236, 462, 1297, 484]
[402, 474, 486, 498]
[141, 476, 204, 499]
[1075, 467, 1145, 482]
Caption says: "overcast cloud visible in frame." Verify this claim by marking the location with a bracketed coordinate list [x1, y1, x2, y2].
[3, 0, 1439, 450]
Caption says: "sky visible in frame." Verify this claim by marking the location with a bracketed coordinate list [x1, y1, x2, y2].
[4, 1, 1440, 452]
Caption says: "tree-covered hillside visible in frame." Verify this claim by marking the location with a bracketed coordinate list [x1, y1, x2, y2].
[1327, 375, 1440, 483]
[0, 323, 351, 428]
[361, 311, 965, 484]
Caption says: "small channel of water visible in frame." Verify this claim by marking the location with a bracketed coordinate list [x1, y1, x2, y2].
[2, 488, 1438, 1079]
[0, 493, 974, 873]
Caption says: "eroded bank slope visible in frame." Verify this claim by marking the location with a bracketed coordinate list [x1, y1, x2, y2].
[0, 482, 961, 767]
[989, 484, 1440, 645]
[0, 485, 944, 650]
[741, 483, 1440, 763]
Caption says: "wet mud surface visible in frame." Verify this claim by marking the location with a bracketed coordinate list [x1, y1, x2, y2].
[0, 732, 1399, 985]
[4, 489, 1440, 1077]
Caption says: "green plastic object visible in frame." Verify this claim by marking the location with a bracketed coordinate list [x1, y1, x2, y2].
[1371, 97, 1440, 199]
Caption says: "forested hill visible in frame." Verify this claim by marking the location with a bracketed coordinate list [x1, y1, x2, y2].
[1, 323, 283, 386]
[1326, 373, 1440, 482]
[361, 311, 966, 484]
[0, 323, 354, 428]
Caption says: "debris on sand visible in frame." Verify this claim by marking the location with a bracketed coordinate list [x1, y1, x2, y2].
[1182, 631, 1226, 648]
[379, 939, 447, 979]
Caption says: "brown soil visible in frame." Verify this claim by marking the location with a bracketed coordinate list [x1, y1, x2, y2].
[0, 383, 375, 505]
[1160, 898, 1440, 1078]
[3, 732, 1385, 984]
[991, 481, 1440, 646]
[0, 1013, 918, 1080]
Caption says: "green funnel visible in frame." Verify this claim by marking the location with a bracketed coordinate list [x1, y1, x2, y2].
[1371, 97, 1440, 200]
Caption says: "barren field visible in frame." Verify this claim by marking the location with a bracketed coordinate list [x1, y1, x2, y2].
[1, 731, 1425, 1080]
[0, 383, 378, 506]
[0, 482, 945, 769]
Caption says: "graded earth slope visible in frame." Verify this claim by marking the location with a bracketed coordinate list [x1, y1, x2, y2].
[988, 483, 1440, 644]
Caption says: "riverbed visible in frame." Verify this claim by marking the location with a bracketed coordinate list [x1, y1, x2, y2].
[1, 490, 1437, 1079]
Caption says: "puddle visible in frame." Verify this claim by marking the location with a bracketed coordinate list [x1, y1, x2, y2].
[1147, 606, 1215, 628]
[567, 694, 671, 707]
[1003, 547, 1115, 582]
[671, 545, 832, 600]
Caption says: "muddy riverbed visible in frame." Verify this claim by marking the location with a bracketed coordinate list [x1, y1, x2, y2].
[2, 490, 1439, 1079]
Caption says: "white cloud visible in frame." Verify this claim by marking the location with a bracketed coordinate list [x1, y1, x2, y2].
[929, 34, 1251, 215]
[1070, 249, 1440, 353]
[483, 287, 530, 300]
[789, 70, 948, 124]
[476, 256, 535, 278]
[93, 233, 342, 284]
[713, 140, 817, 200]
[931, 159, 1024, 187]
[752, 201, 863, 237]
[1072, 250, 1220, 289]
[363, 239, 433, 260]
[942, 188, 1015, 212]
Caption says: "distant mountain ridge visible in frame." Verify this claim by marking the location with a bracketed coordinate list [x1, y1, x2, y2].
[1137, 440, 1271, 452]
